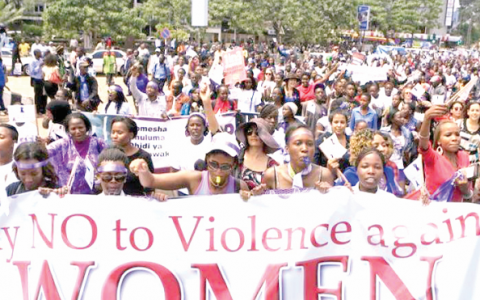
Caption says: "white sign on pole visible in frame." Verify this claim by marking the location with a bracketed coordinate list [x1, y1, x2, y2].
[191, 0, 209, 27]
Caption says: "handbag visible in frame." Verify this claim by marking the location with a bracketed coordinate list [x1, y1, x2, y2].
[50, 69, 62, 84]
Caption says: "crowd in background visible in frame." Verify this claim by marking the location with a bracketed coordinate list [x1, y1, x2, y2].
[1, 35, 480, 203]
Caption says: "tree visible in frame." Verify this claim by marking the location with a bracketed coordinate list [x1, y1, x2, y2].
[0, 2, 24, 25]
[361, 0, 442, 36]
[43, 0, 146, 42]
[139, 0, 191, 31]
[209, 0, 355, 44]
[458, 0, 480, 46]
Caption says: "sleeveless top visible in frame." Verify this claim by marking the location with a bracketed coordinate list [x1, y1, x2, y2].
[194, 171, 237, 195]
[263, 165, 324, 195]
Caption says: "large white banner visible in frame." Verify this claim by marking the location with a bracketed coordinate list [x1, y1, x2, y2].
[84, 113, 236, 169]
[1, 188, 480, 299]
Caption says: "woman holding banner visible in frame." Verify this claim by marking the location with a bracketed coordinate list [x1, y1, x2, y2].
[47, 113, 106, 194]
[252, 124, 334, 193]
[110, 117, 155, 196]
[236, 118, 280, 190]
[353, 147, 392, 195]
[130, 132, 249, 196]
[95, 147, 129, 196]
[6, 142, 64, 196]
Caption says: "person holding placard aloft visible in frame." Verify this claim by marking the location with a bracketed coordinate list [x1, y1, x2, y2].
[417, 104, 472, 202]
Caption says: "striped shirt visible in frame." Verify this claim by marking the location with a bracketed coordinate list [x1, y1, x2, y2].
[458, 119, 480, 163]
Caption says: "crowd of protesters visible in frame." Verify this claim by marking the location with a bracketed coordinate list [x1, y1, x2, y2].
[1, 35, 480, 204]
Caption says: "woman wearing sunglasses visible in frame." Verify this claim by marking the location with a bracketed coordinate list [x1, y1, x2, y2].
[236, 118, 280, 190]
[257, 67, 276, 101]
[449, 101, 464, 122]
[96, 147, 129, 196]
[130, 132, 249, 196]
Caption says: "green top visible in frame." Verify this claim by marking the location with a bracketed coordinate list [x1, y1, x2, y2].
[103, 54, 116, 74]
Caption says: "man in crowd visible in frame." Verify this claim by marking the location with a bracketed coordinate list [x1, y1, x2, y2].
[30, 49, 47, 115]
[129, 65, 167, 118]
[18, 39, 30, 57]
[68, 61, 101, 112]
[151, 52, 171, 92]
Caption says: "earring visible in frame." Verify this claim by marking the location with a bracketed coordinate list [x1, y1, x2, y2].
[436, 146, 443, 155]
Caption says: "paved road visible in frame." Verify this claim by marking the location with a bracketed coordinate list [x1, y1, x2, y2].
[1, 74, 137, 137]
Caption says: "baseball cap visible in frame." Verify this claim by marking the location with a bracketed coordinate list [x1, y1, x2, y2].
[207, 132, 240, 158]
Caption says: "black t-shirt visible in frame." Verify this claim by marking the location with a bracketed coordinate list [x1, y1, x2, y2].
[124, 149, 155, 196]
[6, 181, 59, 197]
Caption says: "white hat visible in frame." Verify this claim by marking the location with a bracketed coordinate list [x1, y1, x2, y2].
[207, 132, 240, 158]
[283, 102, 298, 115]
[155, 48, 161, 52]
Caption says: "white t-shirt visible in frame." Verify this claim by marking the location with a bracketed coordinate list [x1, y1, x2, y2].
[237, 90, 262, 113]
[0, 161, 18, 200]
[105, 101, 131, 116]
[138, 48, 150, 58]
[172, 135, 212, 195]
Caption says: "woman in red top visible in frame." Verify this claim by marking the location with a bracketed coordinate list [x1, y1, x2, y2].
[417, 105, 472, 202]
[296, 72, 315, 103]
[213, 85, 237, 114]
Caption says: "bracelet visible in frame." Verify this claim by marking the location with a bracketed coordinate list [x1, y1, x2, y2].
[418, 133, 430, 140]
[463, 189, 474, 200]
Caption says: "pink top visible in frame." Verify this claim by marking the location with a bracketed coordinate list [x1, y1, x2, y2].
[420, 143, 470, 202]
[194, 171, 236, 195]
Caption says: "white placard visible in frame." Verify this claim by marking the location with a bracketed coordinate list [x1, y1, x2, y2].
[411, 84, 425, 99]
[319, 134, 347, 159]
[7, 105, 36, 123]
[432, 95, 445, 105]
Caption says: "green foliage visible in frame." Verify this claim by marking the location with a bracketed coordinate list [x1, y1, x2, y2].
[22, 24, 43, 37]
[43, 0, 146, 41]
[457, 0, 480, 45]
[209, 0, 355, 43]
[140, 0, 190, 29]
[0, 2, 24, 25]
[360, 0, 443, 35]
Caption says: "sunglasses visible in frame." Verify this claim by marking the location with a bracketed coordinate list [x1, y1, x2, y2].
[246, 126, 258, 136]
[207, 161, 233, 172]
[99, 174, 127, 183]
[266, 73, 273, 75]
[452, 107, 463, 111]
